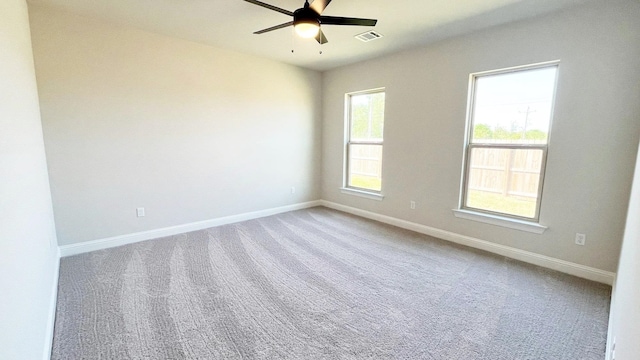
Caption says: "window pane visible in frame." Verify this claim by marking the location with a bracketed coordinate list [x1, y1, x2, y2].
[471, 67, 556, 145]
[348, 144, 383, 191]
[465, 147, 544, 218]
[350, 92, 385, 141]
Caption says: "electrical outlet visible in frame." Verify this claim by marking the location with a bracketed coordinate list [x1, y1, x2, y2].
[291, 186, 296, 194]
[410, 201, 416, 210]
[136, 207, 145, 217]
[575, 233, 586, 246]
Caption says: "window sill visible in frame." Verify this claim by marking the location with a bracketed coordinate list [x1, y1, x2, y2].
[452, 209, 547, 234]
[340, 187, 384, 201]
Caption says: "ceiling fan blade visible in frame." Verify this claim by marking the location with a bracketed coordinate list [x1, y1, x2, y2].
[244, 0, 294, 16]
[315, 29, 328, 44]
[309, 0, 332, 14]
[320, 16, 377, 27]
[254, 21, 294, 34]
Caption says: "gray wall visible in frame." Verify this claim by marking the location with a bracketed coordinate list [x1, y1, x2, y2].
[611, 139, 640, 359]
[321, 0, 640, 272]
[0, 0, 59, 359]
[29, 5, 322, 246]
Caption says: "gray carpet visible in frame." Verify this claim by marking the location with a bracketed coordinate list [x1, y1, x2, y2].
[52, 207, 611, 359]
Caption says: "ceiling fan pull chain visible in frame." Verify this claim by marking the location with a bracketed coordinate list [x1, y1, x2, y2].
[291, 26, 295, 53]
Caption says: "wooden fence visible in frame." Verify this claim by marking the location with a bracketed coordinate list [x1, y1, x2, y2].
[349, 144, 382, 179]
[468, 147, 543, 198]
[348, 145, 542, 199]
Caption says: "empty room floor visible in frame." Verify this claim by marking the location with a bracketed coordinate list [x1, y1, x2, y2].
[51, 207, 611, 359]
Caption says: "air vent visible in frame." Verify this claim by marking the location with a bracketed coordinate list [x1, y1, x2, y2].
[355, 30, 383, 42]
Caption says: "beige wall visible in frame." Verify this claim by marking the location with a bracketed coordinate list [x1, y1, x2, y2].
[0, 0, 59, 359]
[610, 139, 640, 359]
[321, 0, 640, 272]
[29, 5, 322, 246]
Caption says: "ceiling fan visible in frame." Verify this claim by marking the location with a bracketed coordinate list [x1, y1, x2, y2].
[244, 0, 377, 44]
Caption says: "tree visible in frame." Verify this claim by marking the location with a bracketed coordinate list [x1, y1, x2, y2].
[351, 93, 385, 140]
[473, 124, 493, 140]
[525, 129, 547, 141]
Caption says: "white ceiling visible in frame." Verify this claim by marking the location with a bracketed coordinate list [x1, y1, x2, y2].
[27, 0, 594, 71]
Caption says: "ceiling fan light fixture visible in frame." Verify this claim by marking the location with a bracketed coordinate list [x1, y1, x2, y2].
[294, 20, 320, 38]
[246, 0, 378, 45]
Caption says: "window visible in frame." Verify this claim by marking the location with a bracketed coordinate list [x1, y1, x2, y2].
[461, 63, 558, 221]
[345, 89, 385, 193]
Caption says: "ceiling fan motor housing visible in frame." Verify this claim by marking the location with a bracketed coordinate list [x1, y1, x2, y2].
[293, 7, 320, 27]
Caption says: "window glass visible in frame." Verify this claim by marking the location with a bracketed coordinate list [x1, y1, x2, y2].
[346, 90, 385, 193]
[471, 67, 556, 145]
[348, 144, 383, 191]
[466, 147, 544, 218]
[350, 92, 385, 141]
[463, 64, 558, 220]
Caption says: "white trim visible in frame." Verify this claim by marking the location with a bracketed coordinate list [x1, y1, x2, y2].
[459, 61, 561, 223]
[56, 199, 614, 284]
[473, 59, 561, 77]
[59, 201, 322, 257]
[43, 247, 60, 360]
[452, 209, 547, 234]
[344, 88, 386, 200]
[320, 200, 615, 285]
[340, 187, 384, 201]
[605, 276, 617, 360]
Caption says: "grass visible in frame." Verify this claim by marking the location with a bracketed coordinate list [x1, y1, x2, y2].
[349, 175, 382, 192]
[348, 176, 534, 218]
[467, 189, 536, 218]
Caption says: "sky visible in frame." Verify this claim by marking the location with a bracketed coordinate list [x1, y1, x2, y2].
[472, 66, 558, 137]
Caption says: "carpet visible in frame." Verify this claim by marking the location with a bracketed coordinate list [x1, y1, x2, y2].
[52, 207, 611, 359]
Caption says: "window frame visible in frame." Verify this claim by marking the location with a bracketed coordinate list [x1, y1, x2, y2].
[460, 61, 559, 223]
[343, 88, 386, 195]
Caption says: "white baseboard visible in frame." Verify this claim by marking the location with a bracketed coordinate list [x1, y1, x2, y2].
[320, 200, 616, 285]
[59, 201, 322, 257]
[43, 247, 60, 360]
[605, 277, 617, 360]
[57, 199, 615, 285]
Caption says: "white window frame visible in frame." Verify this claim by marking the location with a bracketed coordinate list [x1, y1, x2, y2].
[342, 88, 385, 199]
[457, 61, 559, 228]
